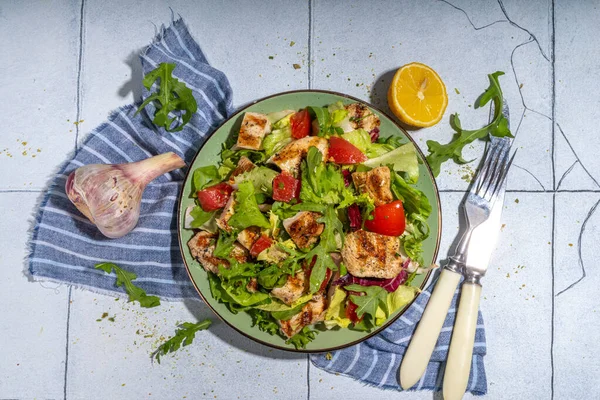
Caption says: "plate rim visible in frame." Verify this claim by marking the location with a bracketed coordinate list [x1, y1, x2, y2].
[177, 89, 442, 353]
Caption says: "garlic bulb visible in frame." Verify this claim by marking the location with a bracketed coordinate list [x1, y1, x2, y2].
[65, 152, 186, 238]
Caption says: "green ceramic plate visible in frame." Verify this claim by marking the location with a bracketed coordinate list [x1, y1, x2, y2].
[177, 90, 441, 353]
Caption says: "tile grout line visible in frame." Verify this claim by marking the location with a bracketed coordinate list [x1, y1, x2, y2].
[63, 287, 73, 400]
[550, 0, 556, 399]
[74, 0, 86, 149]
[64, 0, 86, 398]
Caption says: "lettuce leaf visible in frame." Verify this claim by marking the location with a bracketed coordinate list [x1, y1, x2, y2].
[363, 142, 419, 183]
[285, 326, 318, 349]
[228, 181, 270, 230]
[189, 205, 216, 230]
[324, 287, 351, 329]
[192, 165, 220, 193]
[263, 127, 292, 157]
[233, 166, 278, 195]
[375, 285, 418, 325]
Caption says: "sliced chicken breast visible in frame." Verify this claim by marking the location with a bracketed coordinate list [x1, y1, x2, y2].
[352, 166, 393, 206]
[341, 229, 404, 279]
[187, 231, 248, 274]
[215, 195, 236, 233]
[271, 270, 309, 305]
[345, 102, 380, 133]
[278, 292, 327, 338]
[228, 156, 256, 183]
[267, 136, 329, 175]
[237, 226, 261, 251]
[283, 211, 324, 249]
[234, 112, 271, 150]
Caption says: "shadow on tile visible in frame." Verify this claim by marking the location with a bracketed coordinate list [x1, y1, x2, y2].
[118, 48, 145, 103]
[370, 69, 425, 133]
[183, 298, 306, 360]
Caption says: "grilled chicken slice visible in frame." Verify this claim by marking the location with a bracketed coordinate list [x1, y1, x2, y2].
[187, 232, 248, 274]
[341, 229, 404, 279]
[352, 166, 393, 206]
[267, 136, 329, 175]
[228, 156, 256, 183]
[215, 195, 236, 233]
[246, 277, 259, 293]
[234, 112, 271, 150]
[345, 102, 380, 133]
[278, 292, 328, 338]
[237, 226, 261, 251]
[283, 211, 324, 249]
[271, 270, 309, 305]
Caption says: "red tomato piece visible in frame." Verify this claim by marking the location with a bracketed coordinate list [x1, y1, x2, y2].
[328, 136, 368, 164]
[272, 172, 301, 202]
[197, 182, 234, 212]
[249, 235, 273, 258]
[290, 108, 311, 139]
[345, 296, 363, 324]
[364, 200, 406, 236]
[318, 268, 332, 292]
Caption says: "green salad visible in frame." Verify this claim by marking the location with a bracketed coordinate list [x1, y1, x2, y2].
[184, 101, 433, 348]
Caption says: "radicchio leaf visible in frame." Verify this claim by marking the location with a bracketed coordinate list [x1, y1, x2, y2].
[347, 204, 361, 231]
[333, 259, 411, 292]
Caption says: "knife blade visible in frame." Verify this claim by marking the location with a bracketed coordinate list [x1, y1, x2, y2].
[464, 104, 512, 272]
[442, 102, 513, 400]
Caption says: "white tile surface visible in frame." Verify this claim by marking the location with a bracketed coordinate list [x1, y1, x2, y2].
[0, 1, 79, 190]
[311, 0, 551, 191]
[79, 0, 309, 133]
[554, 193, 600, 399]
[2, 0, 600, 398]
[0, 193, 69, 398]
[555, 0, 600, 189]
[66, 290, 307, 399]
[309, 192, 554, 400]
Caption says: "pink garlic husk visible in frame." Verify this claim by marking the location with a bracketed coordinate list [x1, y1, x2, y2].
[65, 152, 186, 239]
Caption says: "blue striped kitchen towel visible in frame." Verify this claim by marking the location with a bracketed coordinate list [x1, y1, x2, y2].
[28, 18, 486, 395]
[311, 274, 487, 395]
[29, 18, 232, 299]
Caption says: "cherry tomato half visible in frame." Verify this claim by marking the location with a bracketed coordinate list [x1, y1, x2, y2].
[249, 235, 273, 258]
[197, 183, 234, 212]
[290, 108, 311, 139]
[328, 136, 367, 164]
[345, 296, 363, 324]
[364, 200, 406, 236]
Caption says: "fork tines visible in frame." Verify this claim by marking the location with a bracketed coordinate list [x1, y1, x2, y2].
[471, 138, 512, 203]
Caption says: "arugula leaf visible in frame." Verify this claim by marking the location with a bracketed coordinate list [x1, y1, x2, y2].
[256, 264, 289, 289]
[228, 181, 270, 230]
[135, 63, 198, 132]
[95, 263, 160, 308]
[345, 284, 388, 320]
[426, 71, 513, 176]
[285, 326, 319, 349]
[306, 206, 344, 293]
[192, 166, 220, 193]
[189, 205, 216, 229]
[151, 319, 212, 363]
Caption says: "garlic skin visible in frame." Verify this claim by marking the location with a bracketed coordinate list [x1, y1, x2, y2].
[65, 152, 186, 238]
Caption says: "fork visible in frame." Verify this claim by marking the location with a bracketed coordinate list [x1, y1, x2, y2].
[399, 138, 514, 390]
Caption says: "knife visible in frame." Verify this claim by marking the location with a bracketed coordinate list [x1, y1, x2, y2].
[442, 103, 512, 400]
[399, 102, 512, 392]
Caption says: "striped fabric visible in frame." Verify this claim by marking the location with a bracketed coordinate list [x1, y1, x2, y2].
[311, 275, 487, 395]
[28, 19, 486, 395]
[29, 19, 232, 300]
